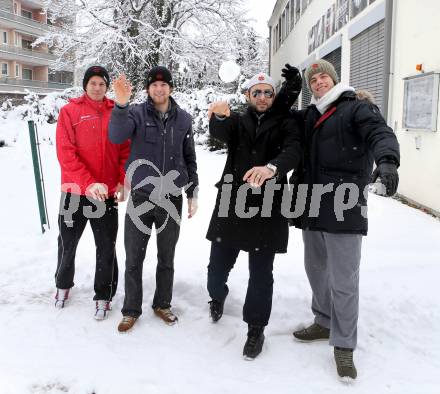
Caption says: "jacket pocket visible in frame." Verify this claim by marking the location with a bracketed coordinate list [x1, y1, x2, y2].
[145, 123, 158, 143]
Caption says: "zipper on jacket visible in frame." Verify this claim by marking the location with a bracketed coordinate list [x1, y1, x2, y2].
[256, 115, 262, 136]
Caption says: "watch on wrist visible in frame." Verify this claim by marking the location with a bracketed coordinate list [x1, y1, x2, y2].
[266, 163, 277, 176]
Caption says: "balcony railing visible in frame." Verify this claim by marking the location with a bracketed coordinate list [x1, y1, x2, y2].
[0, 77, 72, 90]
[0, 9, 51, 33]
[0, 44, 57, 61]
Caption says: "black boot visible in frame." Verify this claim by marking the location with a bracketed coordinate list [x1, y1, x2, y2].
[208, 299, 225, 322]
[243, 325, 265, 360]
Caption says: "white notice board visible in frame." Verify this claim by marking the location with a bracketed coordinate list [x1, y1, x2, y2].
[403, 73, 439, 131]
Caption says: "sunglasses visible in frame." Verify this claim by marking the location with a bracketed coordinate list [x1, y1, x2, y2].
[251, 89, 274, 99]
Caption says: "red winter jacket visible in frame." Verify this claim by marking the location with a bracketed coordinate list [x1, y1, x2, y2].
[56, 94, 130, 196]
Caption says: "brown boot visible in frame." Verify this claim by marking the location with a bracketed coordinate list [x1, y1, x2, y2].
[117, 316, 137, 333]
[154, 307, 178, 325]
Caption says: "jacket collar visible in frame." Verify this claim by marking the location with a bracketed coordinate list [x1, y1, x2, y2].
[146, 95, 179, 116]
[310, 84, 355, 114]
[243, 105, 278, 140]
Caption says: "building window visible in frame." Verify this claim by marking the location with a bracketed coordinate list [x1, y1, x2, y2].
[15, 64, 19, 77]
[301, 0, 308, 15]
[2, 31, 7, 44]
[49, 70, 74, 84]
[22, 39, 33, 50]
[281, 11, 286, 41]
[286, 2, 290, 34]
[21, 9, 33, 19]
[13, 2, 18, 15]
[290, 0, 295, 31]
[1, 63, 8, 76]
[22, 68, 33, 80]
[278, 17, 282, 48]
[295, 0, 301, 23]
[15, 32, 20, 46]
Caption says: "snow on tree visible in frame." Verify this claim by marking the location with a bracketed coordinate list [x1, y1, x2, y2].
[38, 0, 268, 92]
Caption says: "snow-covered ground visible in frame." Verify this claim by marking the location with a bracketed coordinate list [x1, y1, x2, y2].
[0, 122, 439, 394]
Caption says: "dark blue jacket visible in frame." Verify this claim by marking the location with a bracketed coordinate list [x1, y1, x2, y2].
[109, 96, 198, 198]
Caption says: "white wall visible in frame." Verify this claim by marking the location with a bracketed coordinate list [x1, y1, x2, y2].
[388, 0, 440, 213]
[269, 0, 440, 214]
[269, 0, 386, 89]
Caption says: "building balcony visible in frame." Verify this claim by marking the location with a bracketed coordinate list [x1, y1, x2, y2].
[0, 76, 72, 94]
[0, 44, 56, 65]
[0, 9, 52, 36]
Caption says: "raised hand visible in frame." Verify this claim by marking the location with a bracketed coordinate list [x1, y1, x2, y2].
[112, 74, 132, 106]
[208, 101, 231, 119]
[281, 64, 302, 93]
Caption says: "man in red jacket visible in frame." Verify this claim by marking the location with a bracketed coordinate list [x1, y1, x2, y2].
[54, 65, 130, 320]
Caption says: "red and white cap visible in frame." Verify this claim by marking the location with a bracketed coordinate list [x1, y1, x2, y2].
[244, 72, 276, 91]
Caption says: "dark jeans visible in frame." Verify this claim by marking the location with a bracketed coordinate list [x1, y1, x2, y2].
[55, 192, 119, 301]
[122, 191, 182, 317]
[207, 242, 275, 326]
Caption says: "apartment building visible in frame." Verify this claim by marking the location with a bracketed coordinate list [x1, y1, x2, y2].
[0, 0, 73, 98]
[268, 0, 440, 216]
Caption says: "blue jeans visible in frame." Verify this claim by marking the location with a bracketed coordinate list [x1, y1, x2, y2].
[207, 242, 275, 326]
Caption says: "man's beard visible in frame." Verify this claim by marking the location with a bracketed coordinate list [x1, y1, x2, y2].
[249, 102, 271, 114]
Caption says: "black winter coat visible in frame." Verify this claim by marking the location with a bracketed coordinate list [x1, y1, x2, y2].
[292, 91, 400, 235]
[206, 107, 302, 253]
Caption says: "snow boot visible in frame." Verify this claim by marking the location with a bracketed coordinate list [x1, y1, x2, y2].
[293, 322, 330, 342]
[334, 347, 357, 380]
[55, 288, 70, 308]
[208, 299, 225, 322]
[94, 300, 111, 321]
[117, 316, 138, 333]
[153, 307, 178, 325]
[243, 325, 265, 360]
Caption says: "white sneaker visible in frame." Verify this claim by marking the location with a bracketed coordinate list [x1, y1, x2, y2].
[94, 300, 111, 320]
[55, 288, 69, 308]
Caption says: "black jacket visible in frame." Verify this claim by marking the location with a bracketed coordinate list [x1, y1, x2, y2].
[206, 107, 302, 253]
[292, 91, 400, 235]
[109, 97, 199, 198]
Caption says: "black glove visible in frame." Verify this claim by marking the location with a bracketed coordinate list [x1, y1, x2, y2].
[281, 63, 302, 94]
[370, 162, 399, 196]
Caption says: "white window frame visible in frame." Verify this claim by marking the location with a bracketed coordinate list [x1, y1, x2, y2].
[1, 63, 8, 76]
[15, 64, 19, 77]
[2, 31, 7, 44]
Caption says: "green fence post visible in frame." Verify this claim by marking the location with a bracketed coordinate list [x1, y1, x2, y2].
[28, 120, 50, 234]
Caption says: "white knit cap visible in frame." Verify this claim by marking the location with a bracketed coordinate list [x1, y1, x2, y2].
[244, 72, 276, 91]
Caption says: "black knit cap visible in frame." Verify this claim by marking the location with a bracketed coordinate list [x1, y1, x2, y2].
[83, 65, 110, 91]
[146, 66, 174, 88]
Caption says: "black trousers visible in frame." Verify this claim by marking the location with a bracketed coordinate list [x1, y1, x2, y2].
[207, 242, 275, 326]
[122, 191, 182, 317]
[55, 192, 119, 301]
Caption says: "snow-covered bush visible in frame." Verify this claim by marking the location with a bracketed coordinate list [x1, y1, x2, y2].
[20, 87, 82, 124]
[0, 87, 82, 147]
[0, 82, 249, 150]
[174, 85, 247, 149]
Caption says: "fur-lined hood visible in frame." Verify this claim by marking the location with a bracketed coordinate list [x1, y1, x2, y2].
[356, 89, 375, 104]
